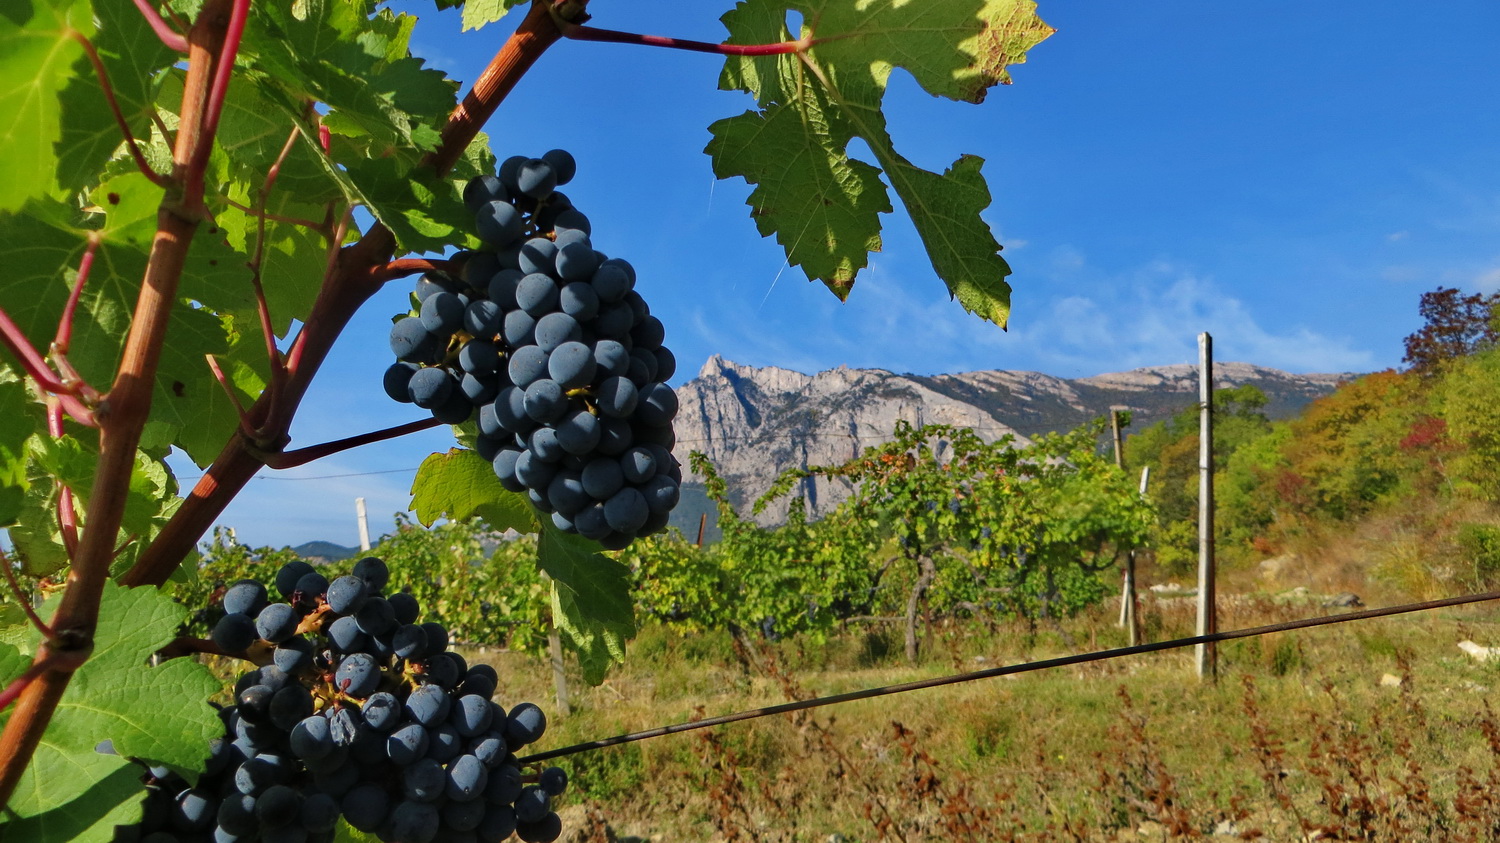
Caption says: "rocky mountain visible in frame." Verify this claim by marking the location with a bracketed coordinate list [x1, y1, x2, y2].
[666, 356, 1352, 530]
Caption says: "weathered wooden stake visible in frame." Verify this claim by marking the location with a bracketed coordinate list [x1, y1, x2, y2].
[1196, 332, 1217, 680]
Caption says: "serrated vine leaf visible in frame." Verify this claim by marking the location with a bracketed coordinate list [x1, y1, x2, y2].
[537, 524, 635, 684]
[410, 449, 537, 534]
[460, 0, 530, 32]
[0, 0, 96, 211]
[709, 0, 1053, 325]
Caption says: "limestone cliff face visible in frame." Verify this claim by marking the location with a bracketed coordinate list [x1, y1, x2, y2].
[670, 355, 1352, 523]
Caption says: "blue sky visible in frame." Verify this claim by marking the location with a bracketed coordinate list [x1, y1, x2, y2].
[183, 0, 1500, 548]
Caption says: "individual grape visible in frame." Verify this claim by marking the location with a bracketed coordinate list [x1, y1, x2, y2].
[554, 239, 597, 281]
[545, 471, 588, 517]
[546, 341, 595, 389]
[515, 159, 557, 199]
[387, 723, 430, 766]
[415, 270, 460, 302]
[216, 793, 258, 837]
[593, 302, 634, 338]
[558, 282, 598, 320]
[526, 426, 563, 462]
[591, 339, 628, 377]
[595, 376, 638, 418]
[290, 715, 332, 760]
[573, 503, 611, 541]
[514, 449, 558, 491]
[223, 579, 269, 617]
[388, 591, 420, 625]
[235, 754, 289, 795]
[581, 458, 624, 500]
[641, 474, 681, 515]
[604, 487, 649, 534]
[327, 616, 366, 653]
[626, 351, 655, 386]
[476, 200, 523, 248]
[447, 754, 488, 802]
[554, 410, 600, 456]
[403, 758, 447, 802]
[301, 792, 339, 833]
[462, 251, 502, 290]
[504, 703, 546, 747]
[637, 382, 680, 426]
[624, 289, 650, 321]
[407, 367, 454, 409]
[443, 798, 487, 832]
[464, 301, 504, 340]
[274, 562, 315, 599]
[421, 622, 451, 654]
[425, 723, 464, 763]
[492, 447, 524, 492]
[383, 361, 419, 403]
[341, 782, 389, 832]
[539, 767, 568, 797]
[517, 811, 564, 843]
[469, 735, 506, 768]
[361, 692, 402, 732]
[502, 307, 537, 347]
[256, 603, 299, 644]
[654, 346, 677, 381]
[514, 786, 550, 823]
[497, 155, 528, 192]
[449, 694, 495, 737]
[268, 684, 314, 731]
[522, 379, 567, 423]
[541, 149, 576, 185]
[631, 315, 666, 349]
[326, 575, 368, 615]
[256, 784, 303, 827]
[591, 261, 632, 303]
[488, 268, 523, 309]
[508, 346, 550, 389]
[171, 788, 216, 832]
[212, 613, 258, 653]
[355, 596, 396, 636]
[533, 312, 580, 353]
[462, 665, 499, 697]
[334, 652, 380, 698]
[405, 684, 451, 727]
[515, 272, 559, 316]
[393, 624, 430, 660]
[293, 572, 329, 602]
[551, 207, 590, 237]
[597, 417, 633, 456]
[420, 291, 466, 335]
[390, 317, 441, 364]
[485, 764, 524, 805]
[518, 239, 559, 277]
[463, 174, 508, 213]
[620, 447, 656, 483]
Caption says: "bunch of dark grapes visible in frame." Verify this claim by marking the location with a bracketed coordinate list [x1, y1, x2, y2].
[382, 150, 682, 550]
[124, 558, 568, 843]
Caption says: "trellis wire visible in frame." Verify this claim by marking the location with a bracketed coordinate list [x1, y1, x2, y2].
[518, 589, 1500, 763]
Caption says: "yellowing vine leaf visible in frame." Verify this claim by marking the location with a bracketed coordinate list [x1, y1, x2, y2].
[708, 0, 1053, 325]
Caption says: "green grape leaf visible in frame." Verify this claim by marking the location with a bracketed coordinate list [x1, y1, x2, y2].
[0, 742, 144, 843]
[0, 371, 41, 526]
[537, 524, 635, 684]
[42, 581, 221, 775]
[343, 156, 474, 254]
[0, 0, 96, 211]
[460, 0, 529, 32]
[710, 0, 1053, 325]
[55, 0, 176, 195]
[410, 449, 538, 534]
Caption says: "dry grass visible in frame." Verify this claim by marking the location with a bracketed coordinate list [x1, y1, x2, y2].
[464, 593, 1500, 842]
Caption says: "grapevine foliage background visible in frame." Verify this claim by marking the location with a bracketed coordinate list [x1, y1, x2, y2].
[0, 0, 1049, 837]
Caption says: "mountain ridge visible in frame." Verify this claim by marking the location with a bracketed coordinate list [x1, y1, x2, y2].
[666, 356, 1354, 528]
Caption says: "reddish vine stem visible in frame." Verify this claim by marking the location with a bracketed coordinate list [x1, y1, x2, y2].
[132, 0, 190, 52]
[256, 417, 445, 469]
[248, 125, 302, 410]
[559, 22, 812, 56]
[370, 258, 463, 285]
[0, 0, 236, 806]
[48, 403, 81, 561]
[0, 549, 54, 640]
[0, 309, 96, 426]
[204, 354, 255, 435]
[70, 31, 173, 189]
[0, 662, 52, 714]
[54, 237, 96, 357]
[124, 0, 584, 588]
[220, 198, 328, 233]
